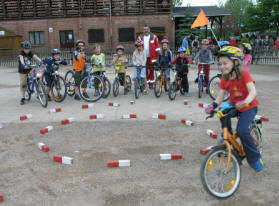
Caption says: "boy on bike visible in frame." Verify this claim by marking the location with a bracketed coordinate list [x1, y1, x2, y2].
[132, 40, 147, 94]
[43, 49, 67, 101]
[113, 45, 129, 95]
[171, 47, 192, 96]
[157, 39, 172, 86]
[18, 41, 42, 105]
[205, 46, 263, 172]
[73, 40, 88, 100]
[193, 39, 213, 93]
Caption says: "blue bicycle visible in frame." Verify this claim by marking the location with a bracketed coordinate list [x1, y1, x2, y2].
[25, 64, 48, 107]
[197, 63, 208, 98]
[134, 65, 146, 99]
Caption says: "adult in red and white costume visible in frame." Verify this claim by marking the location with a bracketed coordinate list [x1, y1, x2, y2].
[138, 26, 160, 88]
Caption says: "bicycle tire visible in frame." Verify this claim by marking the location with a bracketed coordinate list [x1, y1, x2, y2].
[35, 79, 48, 108]
[208, 74, 230, 102]
[200, 146, 241, 199]
[154, 78, 162, 98]
[79, 74, 104, 102]
[65, 70, 75, 96]
[168, 82, 177, 100]
[164, 79, 170, 92]
[113, 78, 119, 97]
[126, 75, 132, 92]
[25, 78, 32, 101]
[250, 124, 263, 155]
[50, 75, 67, 102]
[102, 77, 111, 98]
[134, 78, 140, 99]
[198, 77, 203, 98]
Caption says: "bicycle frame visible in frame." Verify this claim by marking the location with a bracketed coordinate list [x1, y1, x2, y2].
[28, 67, 41, 93]
[198, 63, 206, 89]
[135, 66, 143, 88]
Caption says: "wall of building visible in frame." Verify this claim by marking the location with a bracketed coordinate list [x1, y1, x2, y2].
[0, 14, 174, 53]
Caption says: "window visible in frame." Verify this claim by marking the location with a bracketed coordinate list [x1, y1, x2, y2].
[29, 31, 45, 45]
[118, 28, 135, 42]
[150, 27, 165, 41]
[88, 29, 105, 43]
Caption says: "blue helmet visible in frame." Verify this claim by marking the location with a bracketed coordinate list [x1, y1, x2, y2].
[218, 41, 230, 48]
[21, 41, 32, 49]
[177, 47, 186, 53]
[51, 48, 61, 55]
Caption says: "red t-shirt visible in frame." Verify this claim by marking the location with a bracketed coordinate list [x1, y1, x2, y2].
[274, 40, 279, 51]
[229, 40, 237, 47]
[219, 71, 259, 112]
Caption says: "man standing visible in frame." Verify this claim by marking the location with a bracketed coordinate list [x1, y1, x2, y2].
[252, 35, 263, 64]
[138, 25, 160, 89]
[182, 34, 191, 53]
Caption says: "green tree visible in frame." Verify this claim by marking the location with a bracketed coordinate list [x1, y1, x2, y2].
[246, 0, 279, 35]
[172, 0, 183, 6]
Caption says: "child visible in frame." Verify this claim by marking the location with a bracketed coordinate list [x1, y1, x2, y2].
[240, 43, 252, 73]
[18, 41, 42, 105]
[205, 46, 263, 172]
[193, 39, 213, 92]
[132, 40, 147, 93]
[43, 49, 67, 101]
[113, 45, 129, 95]
[157, 39, 172, 84]
[171, 47, 192, 96]
[73, 40, 87, 100]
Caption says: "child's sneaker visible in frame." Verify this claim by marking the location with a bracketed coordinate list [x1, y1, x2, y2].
[253, 159, 264, 172]
[74, 94, 81, 100]
[185, 92, 190, 97]
[20, 98, 25, 105]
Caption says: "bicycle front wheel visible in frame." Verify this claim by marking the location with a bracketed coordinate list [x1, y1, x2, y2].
[113, 78, 119, 97]
[198, 77, 203, 98]
[200, 147, 241, 199]
[35, 79, 48, 108]
[250, 124, 263, 155]
[51, 76, 67, 102]
[168, 82, 177, 100]
[126, 75, 132, 92]
[65, 70, 75, 96]
[154, 78, 162, 98]
[134, 78, 140, 99]
[102, 77, 111, 98]
[79, 74, 104, 102]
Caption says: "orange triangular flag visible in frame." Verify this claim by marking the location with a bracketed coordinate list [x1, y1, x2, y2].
[191, 9, 209, 29]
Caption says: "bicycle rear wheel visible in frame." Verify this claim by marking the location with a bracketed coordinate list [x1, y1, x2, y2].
[25, 78, 32, 101]
[126, 75, 132, 91]
[79, 74, 104, 102]
[250, 124, 263, 155]
[113, 78, 119, 97]
[65, 70, 75, 96]
[35, 79, 48, 108]
[51, 76, 67, 102]
[154, 78, 162, 98]
[102, 77, 111, 98]
[200, 147, 241, 199]
[168, 82, 177, 100]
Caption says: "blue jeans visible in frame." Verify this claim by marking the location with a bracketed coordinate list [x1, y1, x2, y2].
[226, 106, 261, 164]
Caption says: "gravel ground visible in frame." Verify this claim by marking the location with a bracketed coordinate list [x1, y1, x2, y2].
[0, 64, 279, 206]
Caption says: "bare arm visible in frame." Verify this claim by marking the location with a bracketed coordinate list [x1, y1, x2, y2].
[215, 89, 226, 105]
[245, 82, 257, 104]
[19, 55, 25, 65]
[33, 54, 41, 62]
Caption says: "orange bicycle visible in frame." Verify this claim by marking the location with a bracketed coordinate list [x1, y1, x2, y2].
[200, 104, 265, 198]
[154, 65, 170, 97]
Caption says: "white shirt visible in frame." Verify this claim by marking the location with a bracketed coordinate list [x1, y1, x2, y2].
[144, 35, 150, 57]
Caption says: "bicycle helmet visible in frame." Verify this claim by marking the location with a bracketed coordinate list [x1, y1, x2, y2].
[51, 48, 61, 55]
[76, 40, 85, 47]
[135, 40, 144, 47]
[218, 41, 230, 48]
[21, 41, 32, 49]
[116, 45, 125, 51]
[202, 39, 209, 45]
[241, 43, 252, 53]
[177, 47, 186, 53]
[161, 39, 169, 44]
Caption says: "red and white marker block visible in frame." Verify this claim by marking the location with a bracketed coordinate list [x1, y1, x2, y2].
[152, 113, 166, 120]
[130, 100, 135, 105]
[108, 102, 120, 107]
[82, 103, 94, 109]
[122, 114, 137, 119]
[0, 192, 3, 203]
[61, 117, 75, 125]
[160, 153, 183, 160]
[20, 114, 32, 121]
[184, 100, 188, 105]
[107, 160, 130, 167]
[53, 155, 73, 165]
[40, 126, 53, 134]
[255, 115, 269, 122]
[198, 103, 209, 108]
[37, 143, 50, 152]
[200, 146, 213, 155]
[206, 129, 217, 139]
[181, 119, 194, 126]
[89, 114, 104, 119]
[49, 108, 62, 113]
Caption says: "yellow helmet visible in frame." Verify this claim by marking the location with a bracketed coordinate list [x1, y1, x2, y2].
[241, 43, 252, 53]
[218, 46, 244, 60]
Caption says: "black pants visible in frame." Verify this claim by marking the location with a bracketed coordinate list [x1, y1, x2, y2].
[178, 72, 189, 93]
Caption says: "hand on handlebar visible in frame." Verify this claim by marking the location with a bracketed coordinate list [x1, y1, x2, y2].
[205, 102, 218, 114]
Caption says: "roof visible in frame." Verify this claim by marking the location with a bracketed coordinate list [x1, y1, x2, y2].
[173, 6, 231, 18]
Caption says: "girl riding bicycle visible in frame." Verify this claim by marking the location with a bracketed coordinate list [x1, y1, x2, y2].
[205, 46, 263, 172]
[133, 40, 147, 94]
[18, 41, 43, 105]
[171, 47, 192, 96]
[43, 49, 67, 101]
[157, 39, 172, 84]
[240, 43, 252, 73]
